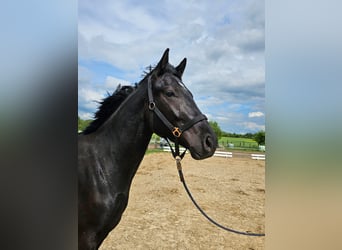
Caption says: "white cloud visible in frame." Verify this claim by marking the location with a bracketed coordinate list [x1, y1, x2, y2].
[79, 111, 94, 120]
[248, 111, 265, 118]
[105, 76, 131, 89]
[79, 87, 103, 102]
[78, 87, 104, 113]
[240, 122, 265, 132]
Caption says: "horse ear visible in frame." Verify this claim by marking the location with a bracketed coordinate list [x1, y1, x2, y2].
[176, 58, 187, 77]
[155, 48, 169, 75]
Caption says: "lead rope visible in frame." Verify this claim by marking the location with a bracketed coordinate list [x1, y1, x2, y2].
[171, 143, 265, 237]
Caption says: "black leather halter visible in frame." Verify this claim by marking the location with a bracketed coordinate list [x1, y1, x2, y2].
[147, 75, 207, 158]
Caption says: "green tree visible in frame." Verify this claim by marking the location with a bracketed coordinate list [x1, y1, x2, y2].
[209, 121, 222, 139]
[78, 116, 92, 132]
[254, 130, 265, 145]
[78, 116, 82, 131]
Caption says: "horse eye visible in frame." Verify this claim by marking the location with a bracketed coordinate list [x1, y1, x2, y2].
[165, 91, 175, 97]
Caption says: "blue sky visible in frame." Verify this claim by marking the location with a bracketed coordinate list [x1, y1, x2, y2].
[78, 0, 264, 133]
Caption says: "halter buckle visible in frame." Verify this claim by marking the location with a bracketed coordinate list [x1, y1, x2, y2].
[148, 102, 156, 110]
[172, 127, 182, 137]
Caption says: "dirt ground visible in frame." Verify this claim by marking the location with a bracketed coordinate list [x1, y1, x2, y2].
[100, 152, 265, 250]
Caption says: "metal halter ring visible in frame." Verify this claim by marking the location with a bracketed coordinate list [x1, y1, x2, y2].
[148, 102, 156, 110]
[172, 127, 182, 138]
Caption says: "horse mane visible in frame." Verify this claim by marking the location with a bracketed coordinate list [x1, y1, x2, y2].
[81, 84, 136, 135]
[141, 64, 155, 78]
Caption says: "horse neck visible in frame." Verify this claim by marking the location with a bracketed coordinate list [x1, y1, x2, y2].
[95, 81, 152, 183]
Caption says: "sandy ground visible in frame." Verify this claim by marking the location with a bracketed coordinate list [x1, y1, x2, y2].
[100, 152, 265, 250]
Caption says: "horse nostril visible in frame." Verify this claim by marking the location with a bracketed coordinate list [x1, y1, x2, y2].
[205, 136, 213, 149]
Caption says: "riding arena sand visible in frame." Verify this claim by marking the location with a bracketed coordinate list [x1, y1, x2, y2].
[100, 151, 265, 250]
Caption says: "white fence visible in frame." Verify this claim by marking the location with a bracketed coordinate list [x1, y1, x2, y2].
[251, 154, 266, 160]
[162, 147, 265, 160]
[213, 151, 233, 158]
[213, 151, 265, 160]
[162, 146, 187, 154]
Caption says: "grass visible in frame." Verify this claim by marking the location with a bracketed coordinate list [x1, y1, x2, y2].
[145, 148, 165, 155]
[218, 136, 260, 151]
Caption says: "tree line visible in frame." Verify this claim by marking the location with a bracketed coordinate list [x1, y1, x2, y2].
[209, 121, 265, 145]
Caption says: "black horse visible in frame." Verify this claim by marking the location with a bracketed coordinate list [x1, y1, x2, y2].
[78, 49, 217, 249]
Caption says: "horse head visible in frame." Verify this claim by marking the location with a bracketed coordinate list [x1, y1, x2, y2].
[147, 49, 217, 160]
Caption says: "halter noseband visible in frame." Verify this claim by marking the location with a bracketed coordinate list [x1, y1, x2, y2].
[147, 75, 207, 158]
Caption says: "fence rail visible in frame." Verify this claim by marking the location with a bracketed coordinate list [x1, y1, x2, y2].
[161, 146, 265, 160]
[162, 146, 187, 154]
[251, 154, 266, 160]
[213, 151, 233, 158]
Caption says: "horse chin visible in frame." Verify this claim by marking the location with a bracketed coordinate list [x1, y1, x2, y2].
[189, 150, 205, 160]
[188, 145, 215, 160]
